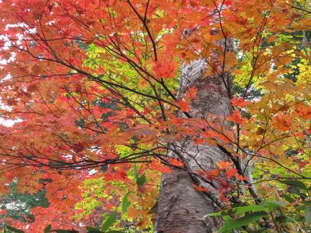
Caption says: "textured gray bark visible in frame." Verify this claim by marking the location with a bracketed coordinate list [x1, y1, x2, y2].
[154, 60, 232, 233]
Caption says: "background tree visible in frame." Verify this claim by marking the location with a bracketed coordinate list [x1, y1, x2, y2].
[0, 180, 49, 226]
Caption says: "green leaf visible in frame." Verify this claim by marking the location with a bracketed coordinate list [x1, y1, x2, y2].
[6, 226, 24, 233]
[76, 40, 89, 51]
[282, 194, 294, 203]
[85, 226, 102, 232]
[219, 211, 268, 232]
[133, 164, 138, 182]
[137, 175, 146, 186]
[303, 201, 311, 205]
[261, 200, 286, 210]
[279, 180, 307, 190]
[248, 228, 270, 232]
[286, 216, 301, 225]
[121, 192, 131, 213]
[233, 205, 268, 214]
[208, 205, 267, 217]
[101, 212, 117, 232]
[305, 206, 311, 224]
[53, 230, 78, 233]
[133, 165, 139, 181]
[100, 164, 109, 172]
[44, 225, 52, 233]
[208, 211, 224, 216]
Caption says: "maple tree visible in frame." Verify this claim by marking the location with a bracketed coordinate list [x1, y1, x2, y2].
[1, 0, 311, 232]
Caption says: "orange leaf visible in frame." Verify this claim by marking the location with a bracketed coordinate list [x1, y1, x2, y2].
[231, 97, 250, 108]
[193, 184, 209, 192]
[217, 161, 231, 169]
[153, 60, 177, 79]
[225, 168, 238, 178]
[227, 111, 245, 124]
[187, 87, 197, 98]
[177, 100, 189, 111]
[169, 158, 184, 167]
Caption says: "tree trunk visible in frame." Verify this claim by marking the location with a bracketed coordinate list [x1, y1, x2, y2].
[155, 60, 232, 233]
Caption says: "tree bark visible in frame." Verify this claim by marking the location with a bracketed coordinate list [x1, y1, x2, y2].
[155, 60, 232, 233]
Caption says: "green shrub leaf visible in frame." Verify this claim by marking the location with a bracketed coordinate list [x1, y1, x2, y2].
[101, 212, 117, 232]
[279, 180, 307, 190]
[219, 211, 268, 232]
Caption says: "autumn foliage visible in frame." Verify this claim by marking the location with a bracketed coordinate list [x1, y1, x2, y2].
[0, 0, 311, 232]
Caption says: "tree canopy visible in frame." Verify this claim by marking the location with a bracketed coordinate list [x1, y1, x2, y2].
[1, 0, 311, 232]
